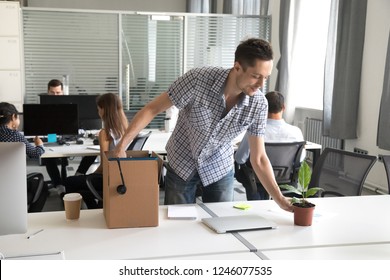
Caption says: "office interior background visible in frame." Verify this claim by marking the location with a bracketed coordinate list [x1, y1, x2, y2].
[1, 0, 390, 194]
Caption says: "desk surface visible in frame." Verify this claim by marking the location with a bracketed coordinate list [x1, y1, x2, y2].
[203, 195, 390, 253]
[0, 205, 249, 260]
[40, 138, 100, 158]
[40, 129, 321, 159]
[40, 129, 170, 158]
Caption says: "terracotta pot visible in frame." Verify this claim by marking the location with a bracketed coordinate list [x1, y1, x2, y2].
[293, 202, 315, 226]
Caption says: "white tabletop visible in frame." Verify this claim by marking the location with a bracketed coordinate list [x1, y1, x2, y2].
[40, 138, 100, 158]
[261, 243, 390, 260]
[39, 130, 321, 159]
[202, 195, 390, 251]
[0, 205, 250, 260]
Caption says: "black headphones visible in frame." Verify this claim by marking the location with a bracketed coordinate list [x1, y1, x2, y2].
[115, 159, 127, 195]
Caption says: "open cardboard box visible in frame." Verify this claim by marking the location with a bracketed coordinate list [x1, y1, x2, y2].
[102, 150, 163, 229]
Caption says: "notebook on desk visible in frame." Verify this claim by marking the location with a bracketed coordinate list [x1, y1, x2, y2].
[201, 215, 277, 234]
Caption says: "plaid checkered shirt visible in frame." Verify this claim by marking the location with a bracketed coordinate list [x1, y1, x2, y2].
[166, 66, 268, 186]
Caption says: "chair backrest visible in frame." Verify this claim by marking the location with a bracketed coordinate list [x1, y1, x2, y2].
[382, 155, 390, 194]
[127, 131, 152, 151]
[264, 141, 306, 185]
[310, 148, 377, 197]
[26, 172, 48, 212]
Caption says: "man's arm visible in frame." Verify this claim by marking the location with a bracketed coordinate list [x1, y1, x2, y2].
[248, 134, 293, 212]
[113, 92, 173, 157]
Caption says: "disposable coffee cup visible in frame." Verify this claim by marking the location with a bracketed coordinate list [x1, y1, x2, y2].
[63, 193, 82, 220]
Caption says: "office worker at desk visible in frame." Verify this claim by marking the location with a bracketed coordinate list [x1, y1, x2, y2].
[235, 91, 306, 200]
[114, 38, 293, 212]
[0, 102, 48, 209]
[65, 93, 128, 208]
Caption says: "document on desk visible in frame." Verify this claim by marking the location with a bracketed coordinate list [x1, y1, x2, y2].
[168, 205, 197, 220]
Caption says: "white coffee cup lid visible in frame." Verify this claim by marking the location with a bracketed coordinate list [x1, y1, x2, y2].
[63, 193, 82, 201]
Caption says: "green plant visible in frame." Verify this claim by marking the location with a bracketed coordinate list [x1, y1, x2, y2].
[280, 161, 323, 206]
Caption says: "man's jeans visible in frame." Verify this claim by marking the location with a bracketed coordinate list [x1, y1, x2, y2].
[164, 165, 234, 205]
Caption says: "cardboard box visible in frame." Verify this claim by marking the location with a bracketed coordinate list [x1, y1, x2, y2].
[102, 150, 162, 229]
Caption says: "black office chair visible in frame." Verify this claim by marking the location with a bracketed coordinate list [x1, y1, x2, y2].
[235, 141, 306, 200]
[127, 131, 152, 151]
[381, 155, 390, 194]
[27, 172, 48, 212]
[85, 131, 152, 208]
[309, 148, 377, 197]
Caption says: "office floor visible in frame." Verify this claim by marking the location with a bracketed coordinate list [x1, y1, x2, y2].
[27, 157, 248, 212]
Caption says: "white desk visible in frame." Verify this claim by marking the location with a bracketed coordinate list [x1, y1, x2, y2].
[0, 205, 250, 260]
[2, 196, 389, 260]
[39, 130, 321, 165]
[261, 243, 390, 260]
[39, 129, 170, 159]
[40, 138, 100, 158]
[202, 195, 390, 257]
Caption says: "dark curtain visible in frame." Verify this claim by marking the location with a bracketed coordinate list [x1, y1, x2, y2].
[377, 31, 390, 150]
[323, 0, 368, 139]
[275, 0, 291, 95]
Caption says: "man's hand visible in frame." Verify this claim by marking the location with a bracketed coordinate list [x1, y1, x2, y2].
[113, 148, 127, 158]
[275, 196, 294, 212]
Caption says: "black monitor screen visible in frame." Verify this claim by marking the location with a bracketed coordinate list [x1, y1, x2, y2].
[23, 104, 79, 136]
[39, 94, 101, 130]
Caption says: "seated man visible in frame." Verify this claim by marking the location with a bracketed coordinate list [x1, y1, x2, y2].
[235, 91, 305, 200]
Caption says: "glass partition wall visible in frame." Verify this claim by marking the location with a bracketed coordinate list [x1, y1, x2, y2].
[22, 8, 270, 128]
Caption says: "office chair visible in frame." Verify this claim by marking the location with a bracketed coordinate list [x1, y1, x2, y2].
[27, 172, 48, 212]
[126, 131, 152, 151]
[235, 141, 306, 199]
[309, 148, 377, 197]
[85, 131, 153, 208]
[381, 155, 390, 194]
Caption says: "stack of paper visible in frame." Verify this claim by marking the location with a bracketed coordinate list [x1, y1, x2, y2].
[167, 205, 197, 220]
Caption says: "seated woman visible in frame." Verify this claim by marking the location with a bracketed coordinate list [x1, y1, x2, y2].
[0, 102, 48, 211]
[64, 93, 128, 209]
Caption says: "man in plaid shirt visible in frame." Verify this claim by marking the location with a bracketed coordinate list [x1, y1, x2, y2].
[115, 38, 293, 213]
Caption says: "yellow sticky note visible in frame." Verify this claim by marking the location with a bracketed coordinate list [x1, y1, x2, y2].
[233, 203, 252, 210]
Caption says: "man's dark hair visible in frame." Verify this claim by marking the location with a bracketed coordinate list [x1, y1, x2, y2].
[47, 79, 63, 90]
[265, 91, 284, 114]
[235, 38, 273, 70]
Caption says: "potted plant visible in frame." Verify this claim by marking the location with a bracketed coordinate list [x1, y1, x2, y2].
[280, 161, 323, 226]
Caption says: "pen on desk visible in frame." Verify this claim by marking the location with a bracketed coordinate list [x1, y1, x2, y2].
[27, 229, 44, 239]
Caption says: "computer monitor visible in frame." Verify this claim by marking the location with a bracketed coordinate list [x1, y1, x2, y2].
[0, 142, 27, 236]
[22, 104, 79, 136]
[39, 94, 102, 130]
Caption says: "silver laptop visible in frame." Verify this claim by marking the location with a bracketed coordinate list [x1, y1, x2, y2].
[0, 142, 28, 236]
[201, 215, 277, 234]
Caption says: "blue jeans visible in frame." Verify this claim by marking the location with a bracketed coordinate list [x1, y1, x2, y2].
[164, 165, 234, 205]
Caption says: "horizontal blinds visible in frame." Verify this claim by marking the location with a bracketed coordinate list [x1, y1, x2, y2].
[22, 10, 119, 104]
[186, 15, 271, 92]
